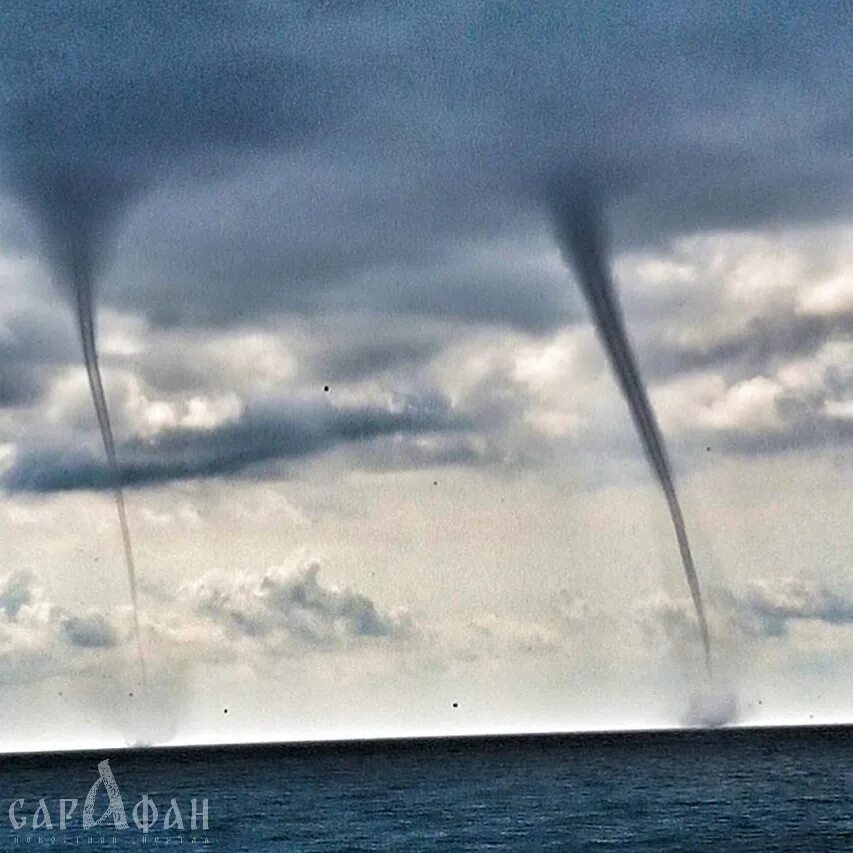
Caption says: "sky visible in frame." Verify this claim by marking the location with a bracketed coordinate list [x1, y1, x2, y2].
[0, 1, 851, 752]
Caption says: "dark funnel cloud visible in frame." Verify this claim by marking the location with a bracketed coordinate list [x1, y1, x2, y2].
[551, 182, 711, 671]
[0, 1, 344, 688]
[16, 164, 149, 685]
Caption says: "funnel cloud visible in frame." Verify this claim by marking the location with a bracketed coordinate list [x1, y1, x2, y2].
[0, 1, 340, 691]
[7, 164, 150, 685]
[551, 183, 712, 672]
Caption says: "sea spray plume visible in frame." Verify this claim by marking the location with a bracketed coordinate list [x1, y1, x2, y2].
[550, 182, 712, 673]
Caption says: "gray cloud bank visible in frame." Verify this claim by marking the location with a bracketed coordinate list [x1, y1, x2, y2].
[0, 2, 851, 489]
[2, 394, 465, 492]
[5, 559, 853, 688]
[0, 558, 414, 685]
[1, 1, 851, 329]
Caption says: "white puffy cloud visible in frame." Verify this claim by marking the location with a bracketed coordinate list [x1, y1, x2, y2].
[0, 554, 419, 687]
[124, 384, 244, 440]
[695, 375, 785, 432]
[0, 569, 124, 684]
[187, 556, 415, 653]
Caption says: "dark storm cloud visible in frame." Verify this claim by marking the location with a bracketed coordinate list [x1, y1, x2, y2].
[0, 367, 40, 407]
[109, 165, 566, 332]
[0, 308, 75, 364]
[2, 1, 850, 331]
[0, 199, 37, 256]
[317, 336, 442, 383]
[3, 394, 466, 492]
[0, 308, 77, 407]
[0, 2, 339, 184]
[0, 0, 850, 497]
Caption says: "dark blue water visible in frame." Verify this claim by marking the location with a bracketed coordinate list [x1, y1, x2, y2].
[1, 726, 852, 851]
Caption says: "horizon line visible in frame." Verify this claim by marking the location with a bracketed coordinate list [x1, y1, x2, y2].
[2, 720, 850, 760]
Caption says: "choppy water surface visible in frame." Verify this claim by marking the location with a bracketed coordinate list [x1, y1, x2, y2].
[2, 726, 852, 851]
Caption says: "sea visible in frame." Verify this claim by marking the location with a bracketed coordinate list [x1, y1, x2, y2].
[1, 726, 851, 851]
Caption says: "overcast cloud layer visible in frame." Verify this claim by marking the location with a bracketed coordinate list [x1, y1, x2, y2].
[2, 2, 851, 321]
[0, 2, 850, 491]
